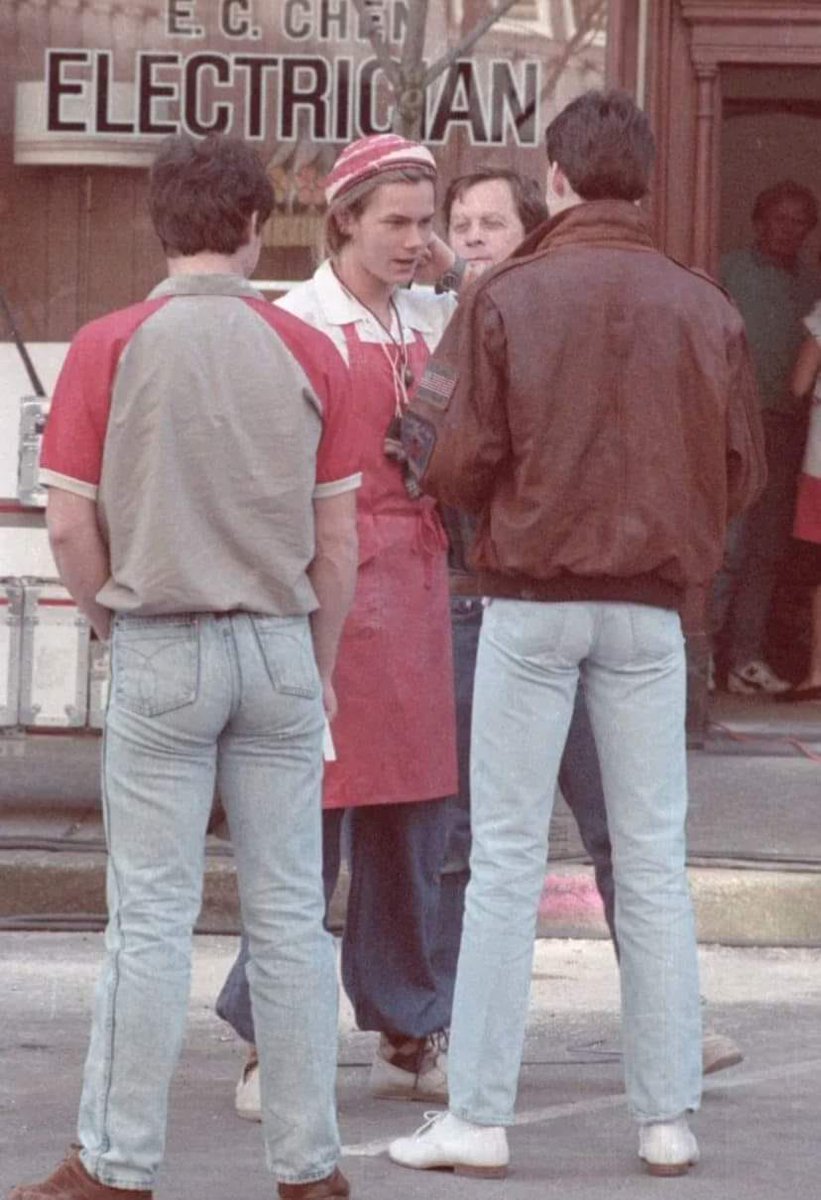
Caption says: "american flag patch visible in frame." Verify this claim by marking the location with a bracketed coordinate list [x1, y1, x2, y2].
[415, 362, 456, 410]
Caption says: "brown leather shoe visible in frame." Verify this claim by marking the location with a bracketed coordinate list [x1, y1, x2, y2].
[278, 1166, 350, 1199]
[8, 1151, 153, 1199]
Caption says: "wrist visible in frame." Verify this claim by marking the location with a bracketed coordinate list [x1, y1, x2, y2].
[435, 255, 467, 295]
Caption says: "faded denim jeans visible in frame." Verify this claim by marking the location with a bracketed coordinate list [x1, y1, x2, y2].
[443, 597, 616, 937]
[77, 612, 339, 1189]
[448, 599, 701, 1126]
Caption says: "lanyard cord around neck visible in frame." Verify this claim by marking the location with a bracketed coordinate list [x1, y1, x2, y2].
[331, 266, 414, 417]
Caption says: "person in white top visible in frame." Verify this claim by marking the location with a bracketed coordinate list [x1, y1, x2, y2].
[216, 134, 474, 1118]
[779, 301, 821, 701]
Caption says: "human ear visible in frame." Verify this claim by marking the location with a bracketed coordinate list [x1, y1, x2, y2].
[550, 163, 570, 198]
[336, 206, 355, 234]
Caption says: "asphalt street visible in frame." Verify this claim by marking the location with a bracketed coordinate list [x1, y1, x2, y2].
[2, 934, 820, 1199]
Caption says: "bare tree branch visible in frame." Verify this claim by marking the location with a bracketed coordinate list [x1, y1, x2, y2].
[423, 0, 520, 87]
[539, 0, 607, 103]
[350, 0, 594, 138]
[350, 0, 402, 89]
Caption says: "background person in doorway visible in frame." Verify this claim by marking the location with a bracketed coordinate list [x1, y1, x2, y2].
[776, 300, 821, 702]
[715, 180, 821, 694]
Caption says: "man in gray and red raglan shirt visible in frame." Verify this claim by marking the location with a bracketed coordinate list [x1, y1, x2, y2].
[10, 135, 359, 1200]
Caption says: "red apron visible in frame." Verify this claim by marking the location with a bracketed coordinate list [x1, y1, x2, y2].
[323, 321, 457, 809]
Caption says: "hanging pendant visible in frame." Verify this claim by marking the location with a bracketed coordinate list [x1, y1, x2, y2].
[403, 364, 415, 389]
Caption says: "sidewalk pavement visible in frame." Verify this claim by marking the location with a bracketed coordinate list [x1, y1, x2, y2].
[1, 723, 820, 946]
[2, 932, 820, 1199]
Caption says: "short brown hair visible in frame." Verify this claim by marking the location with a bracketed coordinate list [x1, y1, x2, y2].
[443, 168, 548, 235]
[545, 90, 655, 202]
[322, 166, 435, 258]
[149, 134, 274, 257]
[752, 180, 818, 229]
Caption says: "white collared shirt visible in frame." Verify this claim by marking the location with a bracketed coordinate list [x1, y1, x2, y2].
[276, 259, 457, 364]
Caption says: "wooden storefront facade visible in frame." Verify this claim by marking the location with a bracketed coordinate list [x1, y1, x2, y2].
[0, 1, 606, 342]
[2, 2, 818, 344]
[609, 1, 821, 271]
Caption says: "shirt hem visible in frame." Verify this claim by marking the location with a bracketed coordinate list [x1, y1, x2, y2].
[475, 571, 684, 611]
[38, 469, 98, 500]
[314, 472, 362, 499]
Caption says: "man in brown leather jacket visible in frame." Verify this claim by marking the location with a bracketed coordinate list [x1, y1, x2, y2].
[390, 89, 765, 1181]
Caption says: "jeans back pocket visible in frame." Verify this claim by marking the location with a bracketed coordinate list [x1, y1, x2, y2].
[254, 617, 320, 698]
[113, 620, 200, 717]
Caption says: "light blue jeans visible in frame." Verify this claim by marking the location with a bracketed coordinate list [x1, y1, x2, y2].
[448, 599, 702, 1126]
[77, 612, 339, 1189]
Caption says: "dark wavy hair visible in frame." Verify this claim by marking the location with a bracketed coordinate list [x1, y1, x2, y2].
[545, 89, 655, 202]
[443, 167, 548, 235]
[149, 133, 274, 257]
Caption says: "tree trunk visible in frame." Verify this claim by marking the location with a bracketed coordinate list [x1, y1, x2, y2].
[353, 0, 522, 140]
[395, 0, 429, 136]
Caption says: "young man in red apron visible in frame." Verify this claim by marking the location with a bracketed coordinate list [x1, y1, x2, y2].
[217, 135, 467, 1114]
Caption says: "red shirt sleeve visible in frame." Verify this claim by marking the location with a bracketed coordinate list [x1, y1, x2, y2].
[312, 342, 361, 491]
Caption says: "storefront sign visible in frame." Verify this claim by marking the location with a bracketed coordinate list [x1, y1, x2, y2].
[15, 0, 541, 164]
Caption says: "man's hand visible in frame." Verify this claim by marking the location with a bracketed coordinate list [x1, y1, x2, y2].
[321, 678, 338, 721]
[415, 233, 484, 292]
[413, 233, 457, 286]
[46, 489, 113, 640]
[308, 489, 358, 718]
[90, 611, 112, 643]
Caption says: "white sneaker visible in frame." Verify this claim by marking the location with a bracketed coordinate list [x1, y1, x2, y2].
[369, 1032, 448, 1102]
[235, 1052, 262, 1122]
[639, 1116, 699, 1176]
[388, 1111, 509, 1178]
[726, 659, 790, 695]
[702, 1031, 743, 1076]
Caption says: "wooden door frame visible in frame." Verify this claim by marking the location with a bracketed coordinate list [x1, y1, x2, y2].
[680, 1, 821, 272]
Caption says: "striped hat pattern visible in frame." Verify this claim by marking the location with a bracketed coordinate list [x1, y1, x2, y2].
[324, 134, 437, 207]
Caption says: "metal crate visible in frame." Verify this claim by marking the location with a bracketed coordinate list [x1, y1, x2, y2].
[18, 395, 50, 508]
[19, 579, 90, 727]
[0, 579, 23, 726]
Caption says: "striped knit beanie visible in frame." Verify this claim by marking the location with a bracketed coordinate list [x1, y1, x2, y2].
[324, 134, 437, 207]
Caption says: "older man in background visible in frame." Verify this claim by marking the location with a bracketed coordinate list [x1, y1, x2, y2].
[716, 180, 820, 693]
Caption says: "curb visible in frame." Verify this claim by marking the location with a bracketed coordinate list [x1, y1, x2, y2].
[0, 848, 241, 933]
[2, 851, 819, 947]
[537, 863, 821, 947]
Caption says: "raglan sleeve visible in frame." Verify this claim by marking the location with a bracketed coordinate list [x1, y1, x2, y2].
[313, 340, 362, 499]
[39, 326, 111, 500]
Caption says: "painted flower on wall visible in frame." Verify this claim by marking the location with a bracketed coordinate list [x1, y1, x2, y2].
[294, 165, 325, 208]
[268, 164, 290, 204]
[266, 162, 326, 213]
